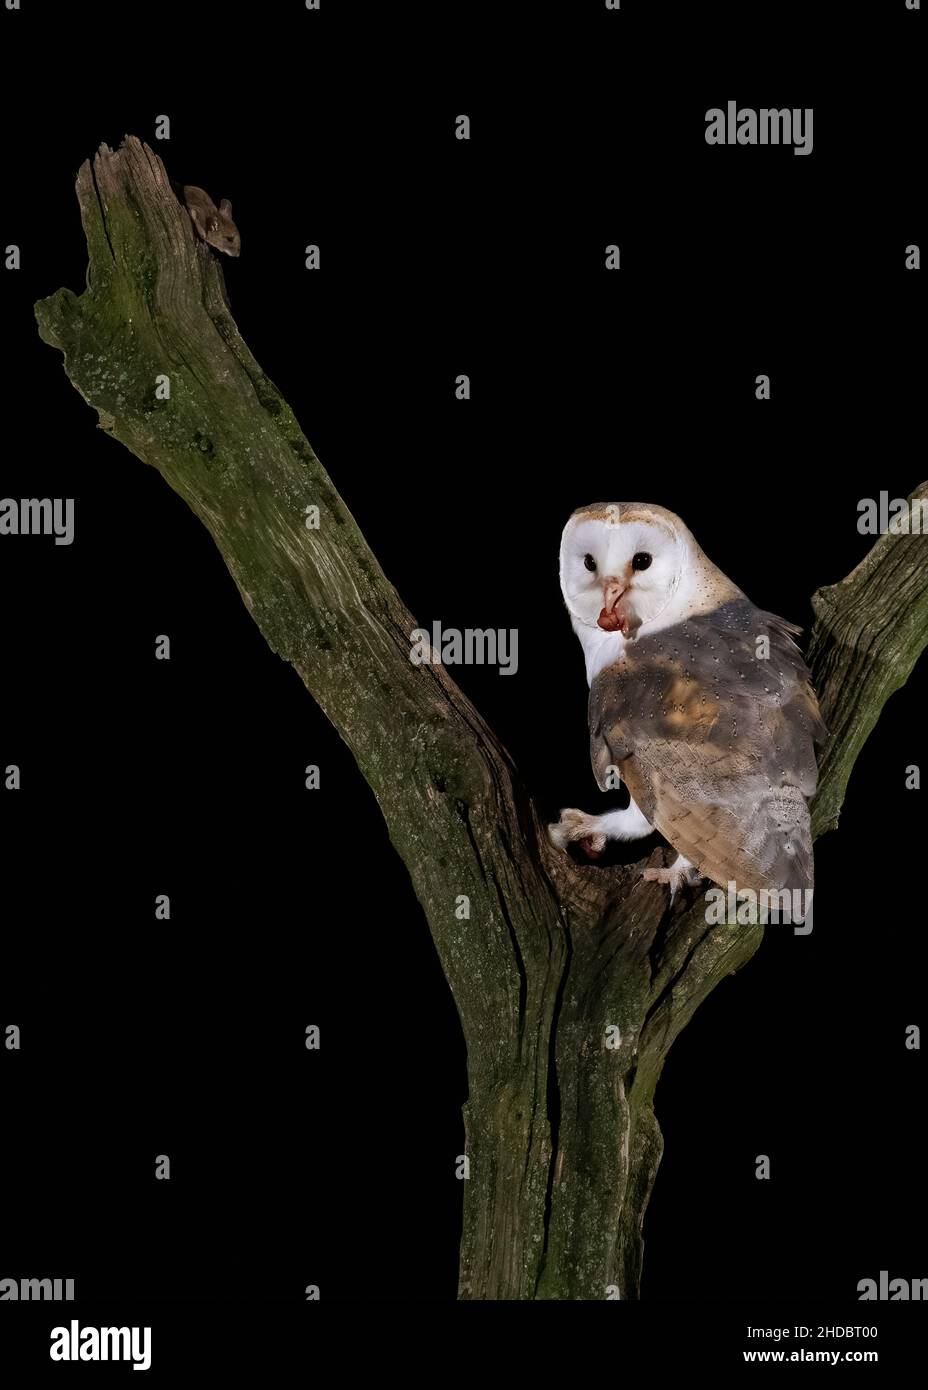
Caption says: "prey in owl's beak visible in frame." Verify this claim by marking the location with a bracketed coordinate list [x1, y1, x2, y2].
[597, 578, 629, 634]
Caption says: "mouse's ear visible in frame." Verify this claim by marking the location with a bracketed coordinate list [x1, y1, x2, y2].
[219, 198, 232, 217]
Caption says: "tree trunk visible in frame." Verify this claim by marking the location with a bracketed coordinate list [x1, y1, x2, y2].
[34, 137, 928, 1300]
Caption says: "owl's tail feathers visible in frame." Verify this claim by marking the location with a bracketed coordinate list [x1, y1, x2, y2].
[763, 787, 815, 895]
[725, 790, 815, 931]
[697, 787, 814, 926]
[711, 847, 814, 930]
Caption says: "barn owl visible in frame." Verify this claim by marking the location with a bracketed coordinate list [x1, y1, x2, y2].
[548, 502, 825, 898]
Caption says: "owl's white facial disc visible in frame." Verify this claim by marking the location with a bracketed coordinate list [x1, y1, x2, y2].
[559, 505, 687, 638]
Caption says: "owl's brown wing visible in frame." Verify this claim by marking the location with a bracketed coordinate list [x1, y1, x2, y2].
[589, 600, 825, 893]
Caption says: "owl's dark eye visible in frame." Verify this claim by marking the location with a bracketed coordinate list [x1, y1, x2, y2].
[583, 554, 597, 573]
[632, 552, 652, 571]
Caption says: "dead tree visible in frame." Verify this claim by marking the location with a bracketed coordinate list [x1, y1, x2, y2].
[34, 138, 928, 1300]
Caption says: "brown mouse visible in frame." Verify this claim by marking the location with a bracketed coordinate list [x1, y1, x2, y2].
[182, 185, 241, 257]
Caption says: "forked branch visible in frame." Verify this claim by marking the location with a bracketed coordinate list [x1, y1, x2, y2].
[35, 137, 928, 1299]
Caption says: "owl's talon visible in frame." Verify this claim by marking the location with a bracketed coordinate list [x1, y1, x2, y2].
[641, 855, 702, 901]
[548, 808, 601, 853]
[549, 803, 653, 857]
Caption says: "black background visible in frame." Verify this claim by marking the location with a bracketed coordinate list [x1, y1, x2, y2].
[0, 0, 925, 1365]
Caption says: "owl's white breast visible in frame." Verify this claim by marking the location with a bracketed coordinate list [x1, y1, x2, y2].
[572, 617, 627, 686]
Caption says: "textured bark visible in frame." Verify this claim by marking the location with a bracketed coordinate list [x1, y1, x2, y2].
[35, 138, 928, 1300]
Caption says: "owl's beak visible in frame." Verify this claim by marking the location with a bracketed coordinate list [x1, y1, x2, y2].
[597, 578, 628, 633]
